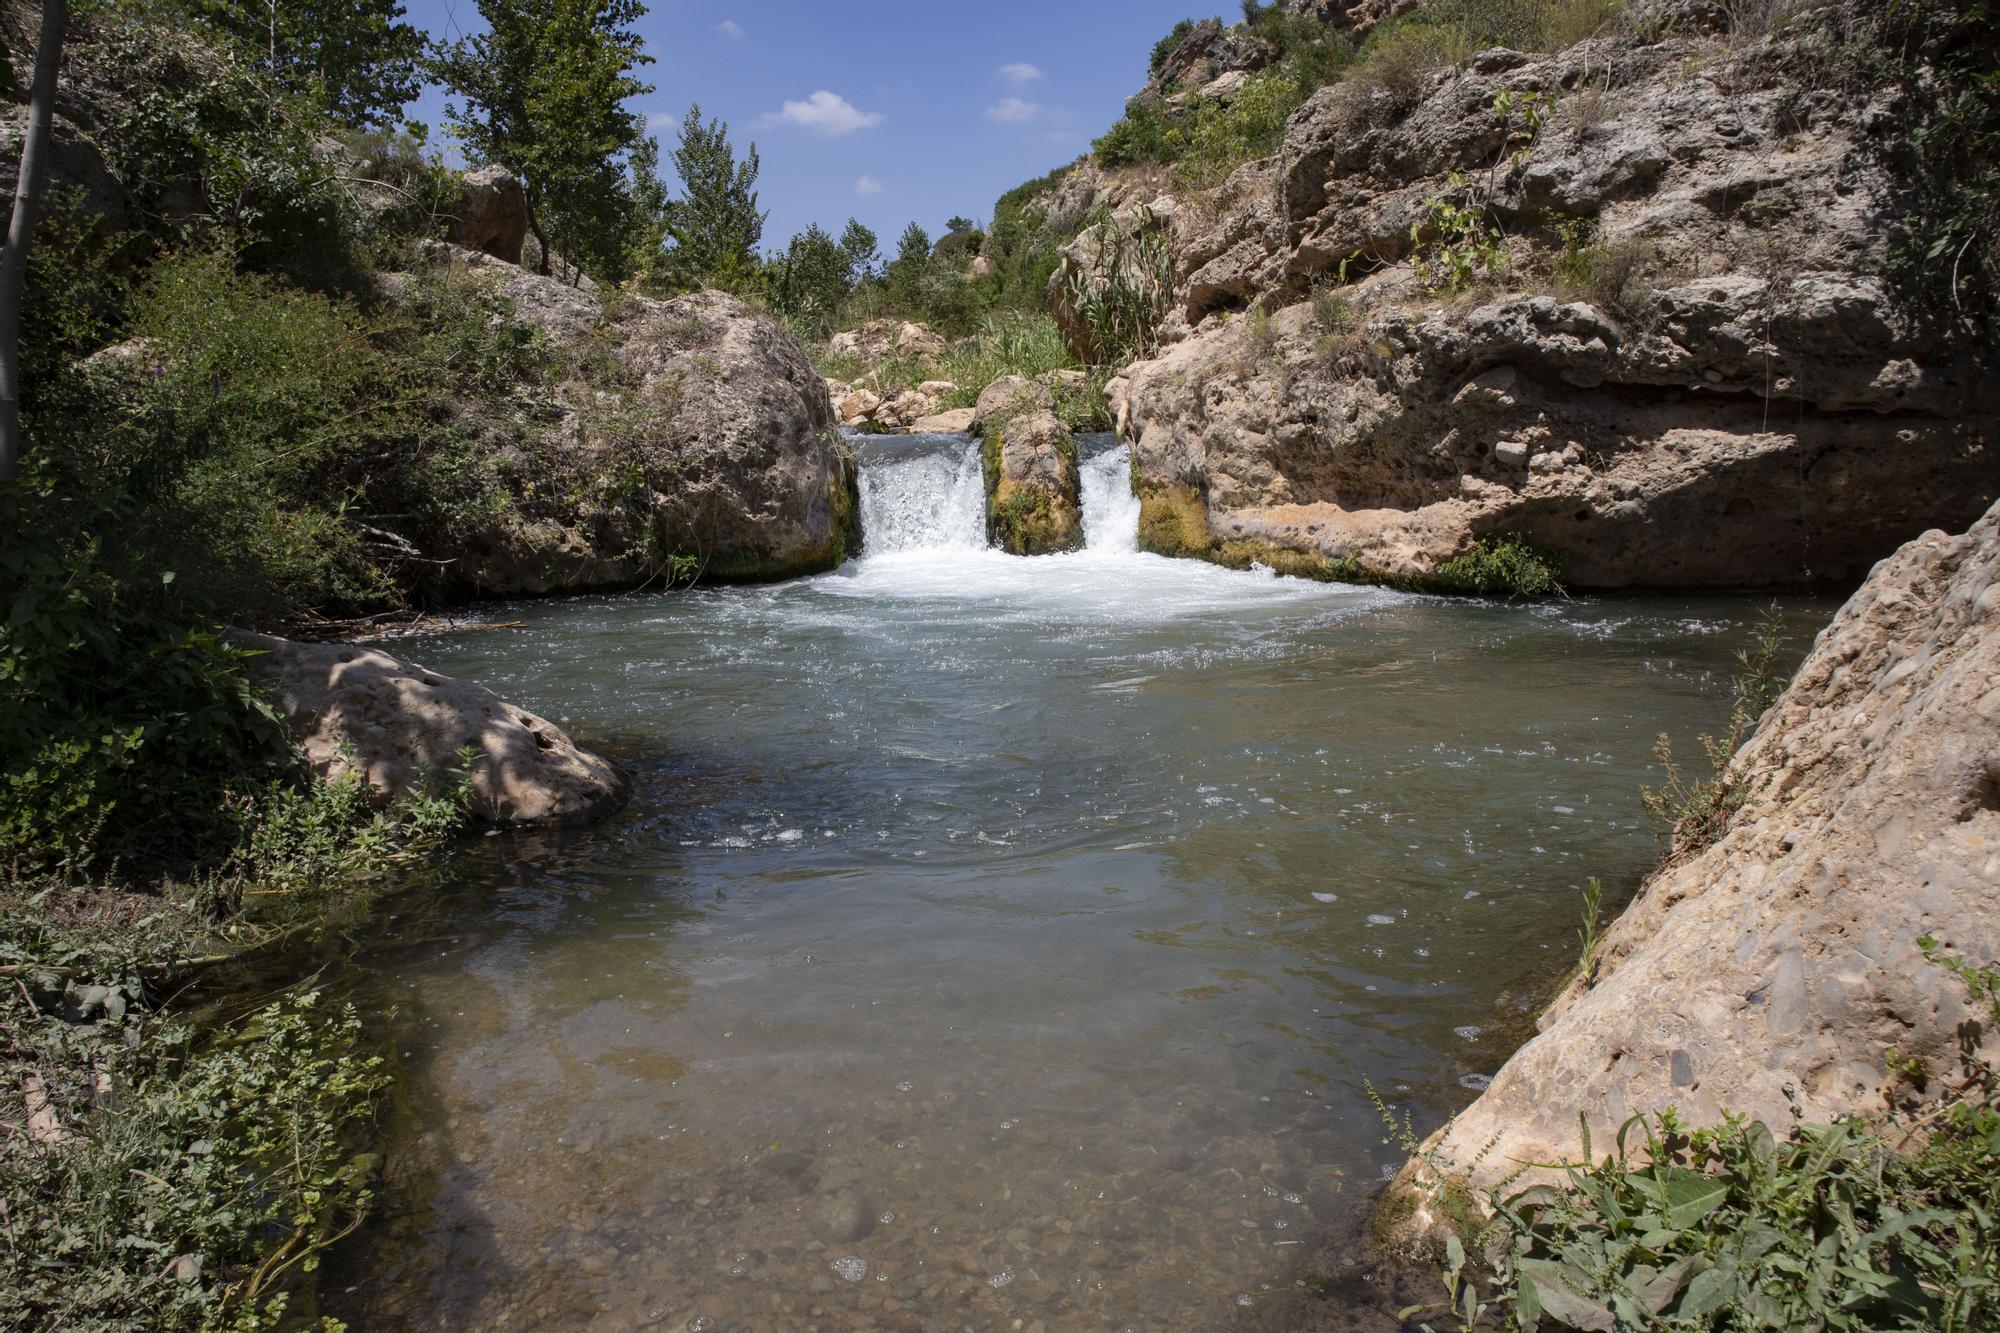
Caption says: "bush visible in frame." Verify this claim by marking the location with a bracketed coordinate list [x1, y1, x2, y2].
[1150, 18, 1197, 76]
[1427, 533, 1565, 597]
[1093, 97, 1180, 168]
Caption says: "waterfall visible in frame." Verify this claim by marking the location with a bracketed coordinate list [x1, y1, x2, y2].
[855, 436, 988, 553]
[1079, 442, 1140, 554]
[851, 432, 1142, 560]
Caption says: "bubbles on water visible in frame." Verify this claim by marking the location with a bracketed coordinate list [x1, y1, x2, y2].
[1311, 891, 1339, 903]
[1453, 1025, 1483, 1041]
[1239, 1218, 1259, 1229]
[727, 1264, 746, 1276]
[687, 1320, 712, 1332]
[1283, 1192, 1302, 1205]
[1236, 1293, 1255, 1308]
[1366, 913, 1396, 926]
[987, 1266, 1016, 1289]
[894, 1080, 914, 1092]
[878, 1211, 896, 1225]
[775, 828, 803, 843]
[997, 1120, 1015, 1131]
[829, 1257, 868, 1283]
[732, 1252, 748, 1263]
[1274, 1220, 1288, 1230]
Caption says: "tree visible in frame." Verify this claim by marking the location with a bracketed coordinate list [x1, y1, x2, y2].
[772, 222, 850, 331]
[838, 218, 879, 286]
[663, 103, 764, 290]
[183, 0, 424, 127]
[0, 0, 67, 486]
[432, 0, 655, 282]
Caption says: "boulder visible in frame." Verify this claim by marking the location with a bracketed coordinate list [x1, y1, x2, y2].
[403, 254, 861, 592]
[969, 375, 1056, 436]
[827, 319, 947, 363]
[0, 111, 127, 234]
[911, 407, 976, 434]
[1383, 500, 2000, 1243]
[237, 632, 627, 825]
[447, 165, 529, 265]
[983, 407, 1083, 555]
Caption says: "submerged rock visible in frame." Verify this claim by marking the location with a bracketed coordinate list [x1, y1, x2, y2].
[810, 1190, 877, 1245]
[238, 632, 628, 825]
[1382, 500, 2000, 1246]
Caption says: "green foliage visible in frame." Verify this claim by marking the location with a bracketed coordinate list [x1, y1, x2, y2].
[1060, 204, 1179, 365]
[768, 221, 851, 337]
[839, 219, 880, 285]
[1175, 65, 1316, 188]
[658, 103, 766, 292]
[1641, 605, 1788, 858]
[1411, 173, 1509, 293]
[0, 990, 392, 1330]
[1839, 0, 2000, 317]
[229, 757, 472, 904]
[178, 0, 424, 128]
[432, 0, 657, 283]
[1427, 533, 1565, 598]
[1093, 96, 1179, 168]
[97, 17, 352, 279]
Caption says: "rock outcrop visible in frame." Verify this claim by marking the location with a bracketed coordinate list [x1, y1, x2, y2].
[239, 632, 628, 825]
[1094, 21, 1997, 588]
[1384, 500, 2000, 1241]
[397, 246, 861, 594]
[976, 378, 1083, 555]
[447, 164, 529, 265]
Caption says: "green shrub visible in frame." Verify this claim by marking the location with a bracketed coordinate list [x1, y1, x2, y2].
[1093, 97, 1180, 168]
[1411, 174, 1509, 293]
[0, 991, 391, 1331]
[1176, 68, 1313, 188]
[1427, 533, 1565, 598]
[1550, 221, 1659, 317]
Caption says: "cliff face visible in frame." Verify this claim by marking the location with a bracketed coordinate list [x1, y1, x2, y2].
[1386, 498, 2000, 1226]
[1061, 9, 1997, 588]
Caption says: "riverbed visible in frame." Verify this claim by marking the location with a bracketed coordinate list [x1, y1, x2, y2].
[333, 434, 1826, 1331]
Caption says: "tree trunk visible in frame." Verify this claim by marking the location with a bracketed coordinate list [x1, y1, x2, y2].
[526, 204, 551, 278]
[0, 0, 69, 486]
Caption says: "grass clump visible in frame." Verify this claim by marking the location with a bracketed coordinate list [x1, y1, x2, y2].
[1549, 221, 1660, 318]
[1641, 605, 1787, 860]
[1428, 534, 1566, 598]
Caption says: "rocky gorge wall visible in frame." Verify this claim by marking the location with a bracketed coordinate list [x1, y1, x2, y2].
[1058, 10, 1997, 588]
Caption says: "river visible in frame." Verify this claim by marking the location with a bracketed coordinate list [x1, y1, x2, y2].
[332, 433, 1825, 1331]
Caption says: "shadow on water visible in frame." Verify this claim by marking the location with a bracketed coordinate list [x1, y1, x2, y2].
[317, 438, 1838, 1331]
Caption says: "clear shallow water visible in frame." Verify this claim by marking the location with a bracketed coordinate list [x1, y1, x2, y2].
[336, 437, 1829, 1331]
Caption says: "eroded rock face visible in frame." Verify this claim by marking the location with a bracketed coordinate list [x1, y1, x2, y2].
[983, 407, 1083, 556]
[238, 632, 628, 825]
[1384, 501, 2000, 1242]
[1109, 24, 1998, 588]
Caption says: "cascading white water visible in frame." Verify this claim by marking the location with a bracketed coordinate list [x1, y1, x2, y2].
[1079, 445, 1140, 554]
[855, 437, 988, 553]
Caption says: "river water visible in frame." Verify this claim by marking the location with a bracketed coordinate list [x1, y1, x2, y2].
[335, 434, 1825, 1331]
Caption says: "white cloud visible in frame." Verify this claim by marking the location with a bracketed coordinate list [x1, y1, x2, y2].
[997, 62, 1043, 85]
[985, 96, 1048, 123]
[645, 110, 679, 129]
[714, 19, 744, 39]
[755, 90, 884, 136]
[854, 175, 884, 196]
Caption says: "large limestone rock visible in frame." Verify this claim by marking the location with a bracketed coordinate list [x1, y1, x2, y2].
[1109, 20, 1998, 588]
[447, 165, 529, 265]
[1386, 501, 2000, 1236]
[399, 251, 861, 593]
[238, 633, 628, 825]
[983, 408, 1083, 556]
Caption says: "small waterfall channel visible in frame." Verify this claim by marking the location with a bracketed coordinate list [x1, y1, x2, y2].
[853, 430, 1138, 559]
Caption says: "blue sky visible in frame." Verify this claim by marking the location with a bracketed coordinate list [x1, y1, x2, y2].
[395, 0, 1202, 253]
